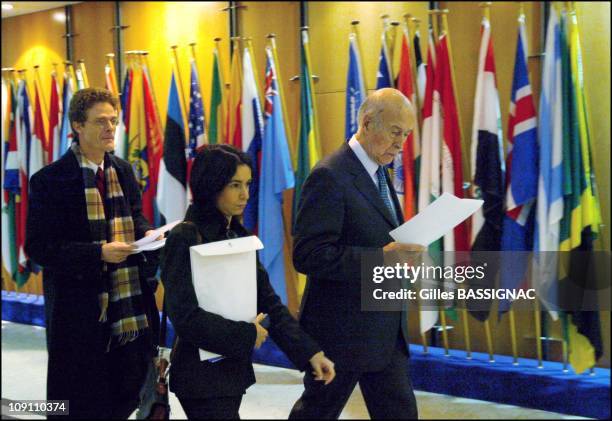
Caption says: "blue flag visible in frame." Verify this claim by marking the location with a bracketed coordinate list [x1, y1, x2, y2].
[58, 72, 74, 157]
[375, 34, 393, 89]
[258, 47, 295, 304]
[345, 33, 366, 140]
[499, 15, 538, 315]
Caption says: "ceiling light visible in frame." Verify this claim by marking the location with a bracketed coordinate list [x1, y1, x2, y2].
[2, 3, 14, 10]
[53, 12, 66, 22]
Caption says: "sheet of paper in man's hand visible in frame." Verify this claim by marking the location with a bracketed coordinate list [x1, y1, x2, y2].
[131, 220, 180, 253]
[389, 193, 483, 246]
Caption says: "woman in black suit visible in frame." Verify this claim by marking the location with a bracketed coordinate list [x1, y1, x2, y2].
[160, 144, 335, 419]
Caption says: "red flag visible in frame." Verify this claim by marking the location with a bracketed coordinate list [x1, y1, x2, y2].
[438, 34, 469, 251]
[48, 72, 61, 163]
[140, 69, 163, 223]
[396, 27, 418, 219]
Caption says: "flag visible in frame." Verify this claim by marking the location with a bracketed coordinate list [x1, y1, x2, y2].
[438, 33, 469, 253]
[187, 58, 206, 207]
[75, 66, 86, 90]
[115, 67, 132, 160]
[393, 22, 420, 220]
[2, 77, 18, 280]
[293, 29, 322, 299]
[533, 9, 563, 321]
[469, 16, 505, 322]
[105, 61, 119, 96]
[414, 29, 426, 110]
[127, 66, 155, 223]
[259, 47, 295, 304]
[15, 79, 33, 285]
[345, 32, 366, 140]
[209, 45, 226, 145]
[241, 47, 264, 232]
[499, 13, 538, 315]
[557, 11, 602, 374]
[48, 71, 62, 163]
[142, 67, 163, 225]
[58, 70, 74, 157]
[31, 81, 46, 176]
[227, 41, 242, 148]
[157, 68, 187, 224]
[417, 30, 442, 333]
[375, 27, 393, 89]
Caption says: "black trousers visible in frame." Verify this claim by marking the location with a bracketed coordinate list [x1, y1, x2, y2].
[178, 395, 243, 419]
[289, 337, 418, 420]
[49, 330, 152, 420]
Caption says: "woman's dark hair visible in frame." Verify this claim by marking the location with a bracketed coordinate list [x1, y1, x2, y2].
[189, 144, 253, 211]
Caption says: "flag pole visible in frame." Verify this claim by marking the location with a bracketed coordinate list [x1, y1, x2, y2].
[267, 33, 295, 163]
[417, 300, 429, 354]
[534, 299, 543, 368]
[438, 308, 450, 356]
[509, 308, 519, 364]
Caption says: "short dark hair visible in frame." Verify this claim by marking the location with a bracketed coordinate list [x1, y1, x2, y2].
[190, 144, 253, 212]
[69, 88, 118, 144]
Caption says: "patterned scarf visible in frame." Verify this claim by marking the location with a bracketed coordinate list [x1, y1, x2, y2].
[71, 143, 149, 351]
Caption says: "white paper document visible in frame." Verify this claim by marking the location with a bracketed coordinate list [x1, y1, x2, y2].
[134, 238, 166, 252]
[189, 236, 263, 361]
[389, 193, 483, 246]
[131, 220, 181, 248]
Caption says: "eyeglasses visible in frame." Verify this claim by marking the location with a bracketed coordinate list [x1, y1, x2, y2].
[88, 117, 119, 128]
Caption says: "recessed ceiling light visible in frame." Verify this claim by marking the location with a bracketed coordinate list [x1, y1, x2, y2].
[2, 3, 15, 11]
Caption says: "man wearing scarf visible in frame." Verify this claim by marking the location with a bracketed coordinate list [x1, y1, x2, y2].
[26, 88, 159, 419]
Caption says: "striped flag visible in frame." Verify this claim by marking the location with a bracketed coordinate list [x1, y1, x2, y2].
[557, 10, 602, 374]
[15, 79, 33, 285]
[533, 9, 563, 321]
[437, 33, 469, 253]
[470, 17, 505, 252]
[48, 71, 62, 163]
[417, 30, 442, 333]
[499, 13, 538, 315]
[187, 58, 206, 206]
[58, 70, 74, 157]
[293, 28, 322, 300]
[2, 77, 18, 280]
[142, 66, 163, 225]
[393, 22, 420, 220]
[345, 32, 366, 140]
[259, 47, 295, 304]
[209, 45, 225, 145]
[157, 67, 187, 224]
[31, 81, 46, 176]
[227, 40, 242, 148]
[241, 46, 264, 232]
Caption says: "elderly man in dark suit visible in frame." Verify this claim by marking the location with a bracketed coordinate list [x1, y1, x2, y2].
[26, 88, 160, 419]
[289, 88, 423, 419]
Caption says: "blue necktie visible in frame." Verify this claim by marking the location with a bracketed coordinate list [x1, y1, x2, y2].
[376, 166, 399, 226]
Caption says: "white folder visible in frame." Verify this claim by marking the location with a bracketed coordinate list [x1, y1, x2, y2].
[189, 236, 263, 361]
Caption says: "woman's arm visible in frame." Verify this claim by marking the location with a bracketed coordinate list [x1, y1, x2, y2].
[256, 263, 321, 371]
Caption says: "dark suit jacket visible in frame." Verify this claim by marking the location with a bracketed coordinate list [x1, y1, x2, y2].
[25, 150, 156, 405]
[160, 205, 320, 399]
[293, 142, 409, 372]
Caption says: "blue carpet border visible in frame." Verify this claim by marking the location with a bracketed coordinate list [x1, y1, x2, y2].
[2, 291, 609, 419]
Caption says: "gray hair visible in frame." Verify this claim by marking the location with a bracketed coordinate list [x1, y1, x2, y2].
[357, 88, 412, 129]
